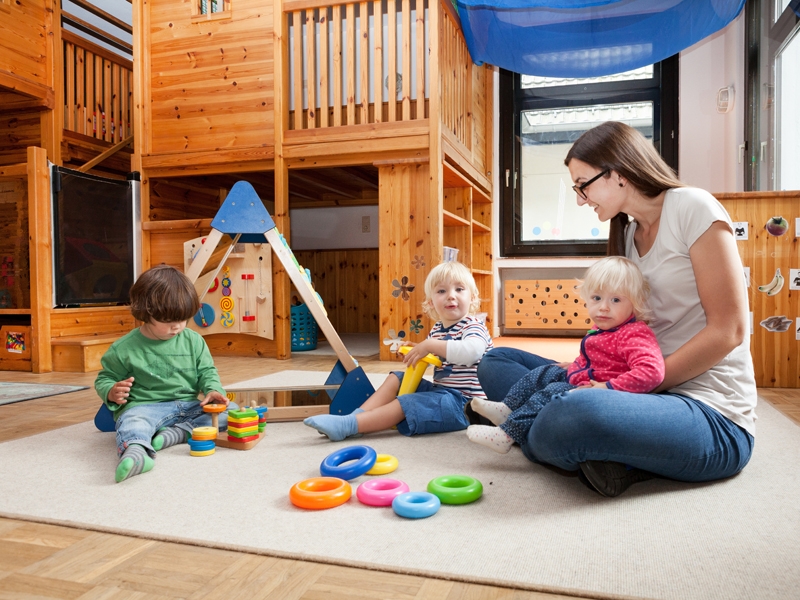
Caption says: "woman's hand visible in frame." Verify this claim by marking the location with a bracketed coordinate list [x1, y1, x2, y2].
[201, 390, 229, 407]
[107, 377, 134, 405]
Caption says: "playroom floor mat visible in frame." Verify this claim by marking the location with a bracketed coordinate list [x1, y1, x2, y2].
[0, 382, 88, 407]
[1, 401, 798, 599]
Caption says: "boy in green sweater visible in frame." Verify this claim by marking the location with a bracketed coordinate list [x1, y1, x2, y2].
[95, 265, 230, 483]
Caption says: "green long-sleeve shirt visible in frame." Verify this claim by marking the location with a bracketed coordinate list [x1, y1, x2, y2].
[95, 327, 225, 420]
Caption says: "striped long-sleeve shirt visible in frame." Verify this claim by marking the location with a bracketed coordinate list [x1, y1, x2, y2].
[428, 315, 493, 399]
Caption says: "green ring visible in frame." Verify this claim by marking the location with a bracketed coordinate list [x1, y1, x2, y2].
[427, 475, 483, 505]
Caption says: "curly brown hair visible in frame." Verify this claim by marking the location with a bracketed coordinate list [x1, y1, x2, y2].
[129, 264, 199, 323]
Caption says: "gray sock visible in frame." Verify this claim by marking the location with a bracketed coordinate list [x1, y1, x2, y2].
[152, 426, 187, 451]
[115, 444, 155, 483]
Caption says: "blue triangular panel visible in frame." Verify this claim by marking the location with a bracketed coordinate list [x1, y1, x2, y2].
[456, 0, 746, 77]
[211, 181, 276, 239]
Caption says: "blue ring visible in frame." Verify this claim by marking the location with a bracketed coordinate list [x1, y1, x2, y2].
[319, 445, 377, 481]
[392, 492, 441, 519]
[187, 439, 216, 451]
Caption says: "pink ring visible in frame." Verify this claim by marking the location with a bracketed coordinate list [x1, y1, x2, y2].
[356, 478, 410, 506]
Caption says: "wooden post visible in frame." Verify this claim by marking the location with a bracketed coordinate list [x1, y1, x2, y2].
[27, 147, 53, 373]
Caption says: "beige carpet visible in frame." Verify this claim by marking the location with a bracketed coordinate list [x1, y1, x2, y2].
[0, 401, 798, 599]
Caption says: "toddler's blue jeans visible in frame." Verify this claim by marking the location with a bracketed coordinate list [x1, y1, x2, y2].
[477, 347, 753, 482]
[115, 400, 234, 457]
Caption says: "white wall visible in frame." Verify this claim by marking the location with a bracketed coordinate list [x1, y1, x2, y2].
[290, 206, 379, 250]
[678, 11, 745, 193]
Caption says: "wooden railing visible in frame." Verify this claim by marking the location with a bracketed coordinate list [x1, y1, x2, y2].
[62, 30, 133, 143]
[285, 0, 430, 130]
[439, 6, 471, 150]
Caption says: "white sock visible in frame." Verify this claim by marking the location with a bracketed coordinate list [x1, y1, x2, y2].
[467, 425, 514, 454]
[469, 398, 512, 426]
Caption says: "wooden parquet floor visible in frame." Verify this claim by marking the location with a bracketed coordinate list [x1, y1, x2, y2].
[1, 350, 798, 600]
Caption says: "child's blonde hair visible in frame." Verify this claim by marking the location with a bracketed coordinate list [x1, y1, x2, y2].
[579, 256, 652, 323]
[421, 261, 481, 321]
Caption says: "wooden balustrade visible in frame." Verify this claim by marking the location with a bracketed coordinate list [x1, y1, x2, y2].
[62, 30, 133, 144]
[439, 6, 471, 150]
[284, 0, 430, 130]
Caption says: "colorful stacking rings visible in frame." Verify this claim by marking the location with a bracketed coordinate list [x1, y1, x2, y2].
[191, 426, 217, 441]
[289, 477, 351, 510]
[365, 454, 399, 475]
[319, 445, 377, 480]
[202, 403, 227, 413]
[427, 475, 483, 505]
[356, 478, 410, 506]
[392, 491, 441, 519]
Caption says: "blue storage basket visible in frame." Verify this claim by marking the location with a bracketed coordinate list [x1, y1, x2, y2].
[291, 302, 318, 351]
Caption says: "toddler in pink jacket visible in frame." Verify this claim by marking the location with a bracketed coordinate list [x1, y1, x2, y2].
[468, 256, 665, 453]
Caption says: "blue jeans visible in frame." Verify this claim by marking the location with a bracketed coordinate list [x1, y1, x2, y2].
[478, 348, 754, 482]
[391, 371, 470, 436]
[115, 401, 233, 457]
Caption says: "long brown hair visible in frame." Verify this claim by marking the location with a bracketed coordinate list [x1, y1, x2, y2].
[565, 121, 683, 256]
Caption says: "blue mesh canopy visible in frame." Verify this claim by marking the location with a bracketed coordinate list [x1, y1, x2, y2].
[455, 0, 746, 77]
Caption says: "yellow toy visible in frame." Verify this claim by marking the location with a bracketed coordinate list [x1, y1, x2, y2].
[397, 346, 442, 395]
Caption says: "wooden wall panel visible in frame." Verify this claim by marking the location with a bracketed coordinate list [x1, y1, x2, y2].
[0, 112, 41, 166]
[50, 306, 136, 338]
[294, 249, 379, 334]
[147, 0, 275, 154]
[717, 191, 800, 388]
[378, 162, 435, 359]
[149, 180, 222, 221]
[0, 0, 49, 86]
[0, 179, 30, 309]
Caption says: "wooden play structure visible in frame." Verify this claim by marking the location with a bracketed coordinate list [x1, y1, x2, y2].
[0, 0, 495, 380]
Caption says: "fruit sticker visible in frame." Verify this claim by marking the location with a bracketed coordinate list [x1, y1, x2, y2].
[758, 268, 784, 296]
[789, 269, 800, 291]
[760, 315, 792, 332]
[764, 216, 788, 237]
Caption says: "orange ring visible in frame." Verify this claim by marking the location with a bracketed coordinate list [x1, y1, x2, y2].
[289, 477, 351, 510]
[202, 403, 227, 413]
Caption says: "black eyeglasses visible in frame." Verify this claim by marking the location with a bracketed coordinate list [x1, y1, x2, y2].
[572, 169, 609, 199]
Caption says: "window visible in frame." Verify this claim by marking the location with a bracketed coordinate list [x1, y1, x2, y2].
[500, 58, 679, 257]
[745, 0, 800, 190]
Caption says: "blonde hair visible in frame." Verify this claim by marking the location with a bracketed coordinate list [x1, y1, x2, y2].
[421, 261, 481, 321]
[578, 256, 652, 323]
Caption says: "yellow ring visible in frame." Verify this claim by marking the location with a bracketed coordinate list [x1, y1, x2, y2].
[190, 448, 215, 457]
[191, 426, 218, 441]
[366, 454, 399, 475]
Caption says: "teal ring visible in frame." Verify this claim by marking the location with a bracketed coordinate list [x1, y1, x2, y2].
[392, 491, 441, 519]
[427, 475, 483, 505]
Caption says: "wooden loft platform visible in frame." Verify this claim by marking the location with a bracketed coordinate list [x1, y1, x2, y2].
[0, 0, 495, 371]
[134, 0, 496, 362]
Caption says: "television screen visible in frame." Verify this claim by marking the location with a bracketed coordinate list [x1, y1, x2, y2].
[52, 167, 137, 307]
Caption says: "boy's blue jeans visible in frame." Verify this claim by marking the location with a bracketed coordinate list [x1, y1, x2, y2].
[477, 347, 754, 482]
[115, 400, 233, 457]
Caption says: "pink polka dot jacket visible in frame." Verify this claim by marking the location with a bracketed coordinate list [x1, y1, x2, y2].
[566, 317, 665, 393]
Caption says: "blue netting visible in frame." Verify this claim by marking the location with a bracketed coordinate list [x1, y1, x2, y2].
[456, 0, 746, 77]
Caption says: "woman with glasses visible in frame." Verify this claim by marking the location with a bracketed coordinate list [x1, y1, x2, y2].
[477, 121, 756, 497]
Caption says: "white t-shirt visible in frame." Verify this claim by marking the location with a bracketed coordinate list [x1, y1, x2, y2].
[625, 187, 757, 436]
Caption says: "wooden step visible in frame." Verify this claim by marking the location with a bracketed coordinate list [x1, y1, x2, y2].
[51, 333, 123, 373]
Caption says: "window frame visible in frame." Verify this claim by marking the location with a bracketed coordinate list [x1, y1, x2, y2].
[499, 56, 679, 257]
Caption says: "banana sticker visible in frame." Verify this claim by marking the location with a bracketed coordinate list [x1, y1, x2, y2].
[757, 268, 784, 296]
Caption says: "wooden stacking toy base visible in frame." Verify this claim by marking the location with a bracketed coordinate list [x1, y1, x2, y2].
[214, 431, 265, 450]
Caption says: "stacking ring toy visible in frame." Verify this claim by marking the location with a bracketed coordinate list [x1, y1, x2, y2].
[202, 403, 227, 413]
[356, 479, 410, 506]
[427, 475, 483, 505]
[320, 445, 377, 480]
[366, 454, 399, 475]
[190, 448, 215, 457]
[191, 426, 218, 441]
[187, 439, 215, 451]
[392, 491, 441, 519]
[290, 477, 351, 510]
